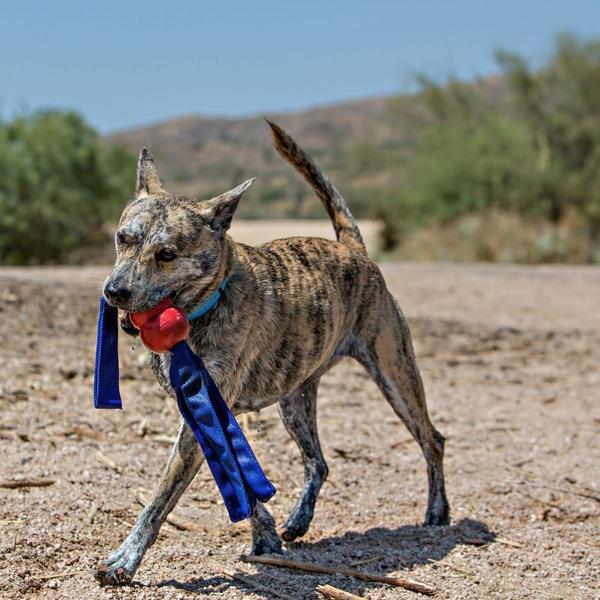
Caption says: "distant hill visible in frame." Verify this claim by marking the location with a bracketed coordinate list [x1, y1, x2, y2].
[105, 78, 505, 220]
[105, 94, 422, 219]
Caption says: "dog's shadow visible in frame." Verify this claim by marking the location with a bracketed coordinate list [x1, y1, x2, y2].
[158, 518, 494, 599]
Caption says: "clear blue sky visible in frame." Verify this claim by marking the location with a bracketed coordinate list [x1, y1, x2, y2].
[1, 1, 599, 133]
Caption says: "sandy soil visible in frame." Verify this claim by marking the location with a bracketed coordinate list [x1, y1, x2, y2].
[0, 260, 598, 599]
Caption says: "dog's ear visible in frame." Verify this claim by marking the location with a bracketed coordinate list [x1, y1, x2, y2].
[200, 178, 255, 234]
[135, 148, 166, 197]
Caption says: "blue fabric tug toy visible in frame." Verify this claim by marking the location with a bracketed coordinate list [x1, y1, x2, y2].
[93, 291, 275, 523]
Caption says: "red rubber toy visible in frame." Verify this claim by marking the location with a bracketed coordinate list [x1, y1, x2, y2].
[129, 298, 190, 353]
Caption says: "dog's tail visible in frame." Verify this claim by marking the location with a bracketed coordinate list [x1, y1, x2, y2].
[266, 119, 366, 252]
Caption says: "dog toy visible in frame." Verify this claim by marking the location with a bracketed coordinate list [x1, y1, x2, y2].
[129, 298, 190, 353]
[93, 292, 275, 522]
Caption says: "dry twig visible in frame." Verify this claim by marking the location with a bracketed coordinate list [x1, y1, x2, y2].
[316, 584, 363, 599]
[150, 434, 177, 446]
[495, 537, 523, 548]
[95, 449, 121, 473]
[349, 555, 383, 567]
[0, 518, 26, 526]
[522, 586, 564, 599]
[513, 488, 567, 513]
[390, 437, 413, 449]
[428, 558, 474, 577]
[526, 481, 600, 504]
[224, 569, 294, 600]
[73, 425, 102, 441]
[136, 418, 148, 438]
[242, 555, 435, 596]
[0, 478, 55, 489]
[88, 502, 98, 524]
[30, 570, 83, 582]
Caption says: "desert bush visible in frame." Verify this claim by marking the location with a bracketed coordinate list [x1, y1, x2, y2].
[379, 33, 600, 263]
[398, 115, 538, 225]
[393, 209, 594, 264]
[0, 110, 135, 265]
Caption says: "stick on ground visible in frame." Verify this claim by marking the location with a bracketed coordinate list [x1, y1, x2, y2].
[88, 502, 98, 525]
[94, 449, 121, 473]
[30, 570, 83, 581]
[150, 435, 178, 446]
[224, 569, 294, 600]
[0, 478, 55, 489]
[242, 555, 435, 596]
[494, 537, 523, 548]
[316, 583, 363, 599]
[428, 558, 474, 577]
[349, 555, 383, 568]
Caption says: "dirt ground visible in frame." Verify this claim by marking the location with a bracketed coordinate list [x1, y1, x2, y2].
[0, 257, 598, 599]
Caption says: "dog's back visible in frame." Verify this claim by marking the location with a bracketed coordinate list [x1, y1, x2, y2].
[195, 119, 400, 410]
[234, 233, 388, 385]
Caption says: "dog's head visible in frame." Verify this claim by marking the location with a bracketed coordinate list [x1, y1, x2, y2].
[103, 148, 253, 314]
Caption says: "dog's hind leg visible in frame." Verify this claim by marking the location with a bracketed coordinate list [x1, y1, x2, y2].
[277, 376, 329, 541]
[353, 297, 450, 527]
[95, 419, 204, 586]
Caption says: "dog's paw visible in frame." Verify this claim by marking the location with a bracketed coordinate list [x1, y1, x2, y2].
[251, 532, 282, 555]
[280, 508, 313, 542]
[423, 498, 450, 527]
[280, 522, 308, 542]
[95, 563, 132, 586]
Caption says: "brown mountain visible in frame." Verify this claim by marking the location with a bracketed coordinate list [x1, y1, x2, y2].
[106, 94, 421, 219]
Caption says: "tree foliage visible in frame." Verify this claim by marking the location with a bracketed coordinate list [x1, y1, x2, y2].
[383, 33, 600, 261]
[0, 111, 135, 264]
[496, 34, 600, 231]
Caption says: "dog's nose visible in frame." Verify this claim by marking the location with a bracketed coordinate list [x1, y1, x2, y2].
[104, 283, 132, 305]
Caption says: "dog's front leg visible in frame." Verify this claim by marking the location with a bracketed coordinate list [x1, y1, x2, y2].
[96, 419, 203, 586]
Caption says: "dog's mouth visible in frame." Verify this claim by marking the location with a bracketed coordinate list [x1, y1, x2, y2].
[119, 289, 179, 315]
[119, 311, 139, 337]
[120, 290, 181, 336]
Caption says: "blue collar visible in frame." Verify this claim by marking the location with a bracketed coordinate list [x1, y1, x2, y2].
[187, 277, 229, 321]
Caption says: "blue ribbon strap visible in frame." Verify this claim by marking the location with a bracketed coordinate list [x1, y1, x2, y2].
[169, 341, 275, 521]
[92, 294, 275, 521]
[93, 297, 122, 409]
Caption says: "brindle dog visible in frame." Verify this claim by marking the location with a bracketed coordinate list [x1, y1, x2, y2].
[96, 121, 449, 585]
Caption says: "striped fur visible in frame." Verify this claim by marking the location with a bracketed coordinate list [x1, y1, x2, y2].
[266, 119, 365, 251]
[96, 122, 449, 586]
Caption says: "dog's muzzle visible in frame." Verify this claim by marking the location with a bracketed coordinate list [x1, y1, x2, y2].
[119, 311, 139, 337]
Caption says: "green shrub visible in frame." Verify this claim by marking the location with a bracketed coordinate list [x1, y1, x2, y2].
[0, 111, 135, 264]
[378, 33, 600, 262]
[399, 115, 538, 225]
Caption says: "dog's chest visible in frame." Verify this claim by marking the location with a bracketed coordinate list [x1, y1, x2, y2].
[147, 349, 268, 413]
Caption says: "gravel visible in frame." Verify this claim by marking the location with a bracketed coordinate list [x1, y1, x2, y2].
[0, 263, 598, 599]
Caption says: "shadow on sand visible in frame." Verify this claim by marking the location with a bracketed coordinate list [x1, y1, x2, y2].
[157, 518, 494, 598]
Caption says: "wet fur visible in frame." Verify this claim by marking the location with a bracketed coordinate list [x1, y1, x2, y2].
[96, 122, 449, 586]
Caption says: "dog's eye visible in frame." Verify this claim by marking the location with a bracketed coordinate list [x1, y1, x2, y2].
[155, 248, 177, 262]
[116, 231, 128, 245]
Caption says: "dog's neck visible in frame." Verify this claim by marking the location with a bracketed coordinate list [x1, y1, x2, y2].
[187, 276, 229, 321]
[186, 236, 250, 329]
